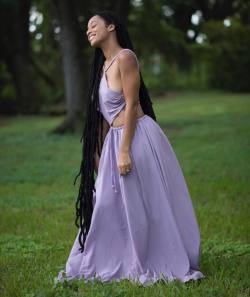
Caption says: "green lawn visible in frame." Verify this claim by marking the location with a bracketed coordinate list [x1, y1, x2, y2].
[0, 90, 250, 297]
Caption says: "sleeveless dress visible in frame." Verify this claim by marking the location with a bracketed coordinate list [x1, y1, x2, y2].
[57, 48, 205, 286]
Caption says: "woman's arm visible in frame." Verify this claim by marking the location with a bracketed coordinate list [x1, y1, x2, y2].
[117, 50, 140, 175]
[94, 117, 110, 175]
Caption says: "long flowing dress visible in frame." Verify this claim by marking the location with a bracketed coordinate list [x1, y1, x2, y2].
[57, 48, 205, 286]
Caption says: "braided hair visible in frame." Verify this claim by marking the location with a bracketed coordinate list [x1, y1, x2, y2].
[73, 10, 157, 253]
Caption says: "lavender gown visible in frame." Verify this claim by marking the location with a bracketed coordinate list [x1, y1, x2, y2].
[57, 48, 205, 286]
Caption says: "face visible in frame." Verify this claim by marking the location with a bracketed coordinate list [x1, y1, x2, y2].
[86, 15, 115, 47]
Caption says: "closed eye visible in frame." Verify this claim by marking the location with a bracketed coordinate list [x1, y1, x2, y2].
[87, 24, 97, 35]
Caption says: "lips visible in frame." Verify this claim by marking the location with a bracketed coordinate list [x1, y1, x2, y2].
[89, 34, 96, 42]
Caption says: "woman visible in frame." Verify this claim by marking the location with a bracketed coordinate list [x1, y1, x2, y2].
[57, 10, 205, 286]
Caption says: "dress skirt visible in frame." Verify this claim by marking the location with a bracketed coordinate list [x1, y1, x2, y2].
[57, 114, 205, 286]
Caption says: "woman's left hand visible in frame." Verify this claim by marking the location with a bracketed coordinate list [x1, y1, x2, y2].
[117, 150, 132, 176]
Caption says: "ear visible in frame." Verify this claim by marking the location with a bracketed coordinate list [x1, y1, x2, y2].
[107, 24, 115, 32]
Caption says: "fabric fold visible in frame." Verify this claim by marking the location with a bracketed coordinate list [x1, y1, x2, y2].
[57, 115, 205, 286]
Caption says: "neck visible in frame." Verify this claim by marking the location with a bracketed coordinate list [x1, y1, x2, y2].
[101, 38, 123, 62]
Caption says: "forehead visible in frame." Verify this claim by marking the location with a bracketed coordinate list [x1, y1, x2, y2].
[87, 15, 101, 27]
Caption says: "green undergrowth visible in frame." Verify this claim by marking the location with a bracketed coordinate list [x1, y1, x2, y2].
[0, 90, 249, 296]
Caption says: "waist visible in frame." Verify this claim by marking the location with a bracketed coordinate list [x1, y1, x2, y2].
[111, 103, 145, 128]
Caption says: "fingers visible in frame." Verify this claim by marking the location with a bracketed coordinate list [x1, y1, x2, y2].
[119, 163, 132, 176]
[117, 152, 132, 175]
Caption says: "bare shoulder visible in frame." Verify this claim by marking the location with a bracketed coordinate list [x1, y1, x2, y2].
[117, 49, 139, 70]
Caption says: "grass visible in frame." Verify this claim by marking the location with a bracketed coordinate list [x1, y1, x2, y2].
[0, 90, 250, 297]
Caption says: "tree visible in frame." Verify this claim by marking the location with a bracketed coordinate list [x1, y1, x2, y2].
[0, 0, 41, 113]
[51, 0, 87, 133]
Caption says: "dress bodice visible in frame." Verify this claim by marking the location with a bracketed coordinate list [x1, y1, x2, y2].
[98, 48, 139, 126]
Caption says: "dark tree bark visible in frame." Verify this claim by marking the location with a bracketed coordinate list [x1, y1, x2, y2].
[52, 0, 87, 133]
[0, 0, 41, 114]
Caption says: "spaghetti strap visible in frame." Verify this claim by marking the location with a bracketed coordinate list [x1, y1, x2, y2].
[104, 48, 139, 72]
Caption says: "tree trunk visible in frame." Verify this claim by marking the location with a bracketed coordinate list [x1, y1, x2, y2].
[52, 0, 87, 133]
[5, 53, 41, 113]
[0, 0, 41, 114]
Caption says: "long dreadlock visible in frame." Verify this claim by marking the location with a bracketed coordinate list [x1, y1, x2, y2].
[73, 10, 157, 253]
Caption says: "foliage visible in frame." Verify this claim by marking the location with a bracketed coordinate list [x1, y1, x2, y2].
[203, 19, 250, 92]
[1, 0, 250, 114]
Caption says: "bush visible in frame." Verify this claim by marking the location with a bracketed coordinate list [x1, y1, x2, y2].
[203, 20, 250, 92]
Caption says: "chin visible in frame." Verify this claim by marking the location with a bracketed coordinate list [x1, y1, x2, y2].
[90, 43, 98, 48]
[89, 38, 103, 48]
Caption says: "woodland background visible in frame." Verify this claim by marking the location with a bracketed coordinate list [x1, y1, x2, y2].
[0, 1, 250, 297]
[1, 0, 250, 131]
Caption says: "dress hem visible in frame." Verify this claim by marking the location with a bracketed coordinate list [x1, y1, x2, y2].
[57, 268, 205, 287]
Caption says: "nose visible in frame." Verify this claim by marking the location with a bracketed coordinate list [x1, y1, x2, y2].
[86, 26, 91, 35]
[86, 32, 91, 41]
